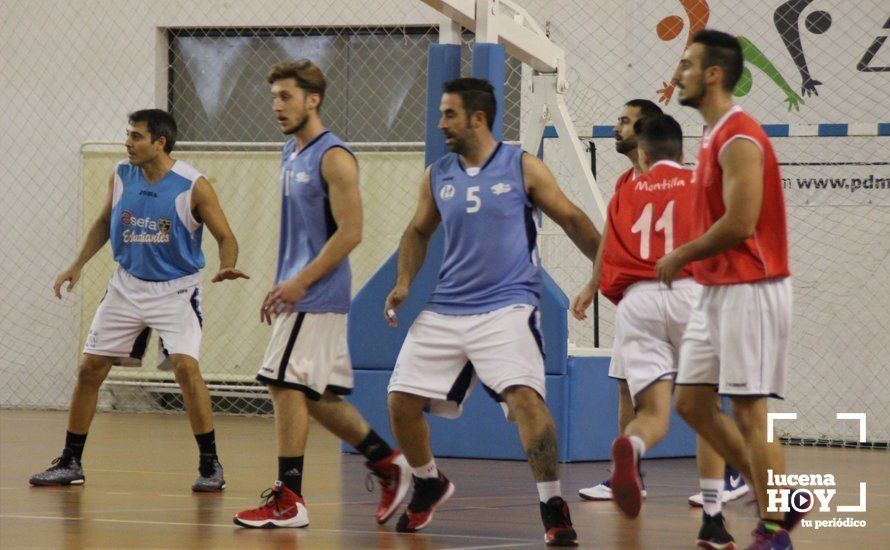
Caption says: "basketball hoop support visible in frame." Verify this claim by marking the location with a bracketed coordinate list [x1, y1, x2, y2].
[422, 0, 607, 226]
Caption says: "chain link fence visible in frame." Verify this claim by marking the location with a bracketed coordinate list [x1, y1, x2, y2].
[3, 0, 888, 443]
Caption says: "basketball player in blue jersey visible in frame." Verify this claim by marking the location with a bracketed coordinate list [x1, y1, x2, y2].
[29, 109, 248, 491]
[384, 78, 601, 547]
[234, 60, 411, 529]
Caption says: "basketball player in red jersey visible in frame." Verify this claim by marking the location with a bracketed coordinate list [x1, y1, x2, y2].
[656, 29, 796, 549]
[576, 99, 662, 502]
[573, 116, 735, 545]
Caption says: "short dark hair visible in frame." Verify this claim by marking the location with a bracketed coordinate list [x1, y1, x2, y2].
[443, 78, 497, 130]
[634, 114, 683, 162]
[267, 59, 327, 110]
[128, 109, 177, 154]
[692, 29, 744, 91]
[624, 99, 663, 120]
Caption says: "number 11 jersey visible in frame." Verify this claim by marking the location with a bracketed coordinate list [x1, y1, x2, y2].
[600, 160, 695, 303]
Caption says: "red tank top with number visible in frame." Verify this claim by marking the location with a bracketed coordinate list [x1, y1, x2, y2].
[600, 161, 695, 303]
[691, 106, 790, 285]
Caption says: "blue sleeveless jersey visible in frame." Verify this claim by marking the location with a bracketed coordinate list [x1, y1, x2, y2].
[427, 142, 540, 314]
[110, 160, 205, 281]
[276, 130, 353, 313]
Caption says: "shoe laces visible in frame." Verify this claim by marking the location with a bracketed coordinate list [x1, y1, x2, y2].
[246, 487, 283, 513]
[366, 464, 396, 493]
[48, 451, 74, 470]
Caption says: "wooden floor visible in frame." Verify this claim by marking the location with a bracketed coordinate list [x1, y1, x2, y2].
[1, 410, 887, 549]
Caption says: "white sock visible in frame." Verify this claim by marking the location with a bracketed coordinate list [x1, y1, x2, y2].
[629, 435, 647, 458]
[412, 459, 438, 479]
[537, 480, 562, 503]
[700, 478, 724, 517]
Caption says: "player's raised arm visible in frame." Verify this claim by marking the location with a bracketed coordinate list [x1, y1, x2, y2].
[191, 176, 248, 283]
[385, 166, 440, 327]
[54, 173, 115, 299]
[523, 152, 601, 262]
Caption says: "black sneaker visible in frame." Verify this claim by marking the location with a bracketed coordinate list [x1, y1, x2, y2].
[697, 511, 735, 549]
[395, 472, 454, 533]
[540, 496, 578, 547]
[29, 448, 85, 486]
[192, 457, 226, 492]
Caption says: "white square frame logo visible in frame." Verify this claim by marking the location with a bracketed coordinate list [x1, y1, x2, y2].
[766, 412, 868, 514]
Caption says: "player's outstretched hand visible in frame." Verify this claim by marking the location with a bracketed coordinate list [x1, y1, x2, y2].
[53, 265, 82, 299]
[384, 286, 408, 328]
[571, 282, 597, 321]
[211, 268, 250, 283]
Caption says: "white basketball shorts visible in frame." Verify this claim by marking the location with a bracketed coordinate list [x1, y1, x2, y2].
[608, 278, 701, 407]
[388, 304, 546, 420]
[676, 277, 792, 398]
[83, 266, 203, 362]
[256, 312, 353, 400]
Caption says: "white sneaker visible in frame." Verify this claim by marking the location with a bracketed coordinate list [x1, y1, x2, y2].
[688, 473, 750, 507]
[579, 480, 647, 501]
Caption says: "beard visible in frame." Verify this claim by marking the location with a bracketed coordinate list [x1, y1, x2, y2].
[444, 133, 469, 155]
[283, 113, 309, 135]
[615, 137, 636, 154]
[678, 80, 705, 108]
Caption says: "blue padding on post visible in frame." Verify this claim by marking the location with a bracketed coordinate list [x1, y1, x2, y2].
[348, 42, 460, 369]
[471, 43, 505, 140]
[563, 356, 696, 461]
[593, 125, 614, 138]
[879, 123, 890, 136]
[540, 270, 568, 375]
[347, 234, 444, 370]
[426, 44, 462, 165]
[543, 125, 558, 138]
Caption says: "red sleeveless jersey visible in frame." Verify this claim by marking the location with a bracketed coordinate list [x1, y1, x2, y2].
[691, 106, 790, 285]
[600, 161, 695, 303]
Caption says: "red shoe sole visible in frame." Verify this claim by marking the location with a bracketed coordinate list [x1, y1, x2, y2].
[610, 437, 642, 519]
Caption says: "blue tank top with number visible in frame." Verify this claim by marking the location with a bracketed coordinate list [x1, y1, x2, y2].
[276, 130, 353, 313]
[427, 142, 540, 314]
[110, 160, 205, 281]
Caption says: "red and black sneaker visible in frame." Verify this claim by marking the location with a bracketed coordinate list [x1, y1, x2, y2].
[540, 496, 578, 547]
[746, 522, 792, 549]
[367, 450, 411, 524]
[610, 436, 643, 518]
[233, 481, 309, 528]
[395, 472, 454, 533]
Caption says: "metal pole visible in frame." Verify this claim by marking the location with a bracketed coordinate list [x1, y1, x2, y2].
[589, 139, 600, 348]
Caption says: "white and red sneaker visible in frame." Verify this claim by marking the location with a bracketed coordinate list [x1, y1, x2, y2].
[233, 481, 309, 528]
[367, 451, 411, 524]
[610, 436, 643, 519]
